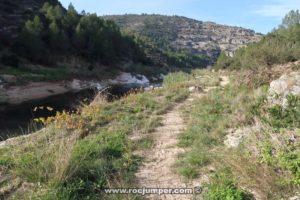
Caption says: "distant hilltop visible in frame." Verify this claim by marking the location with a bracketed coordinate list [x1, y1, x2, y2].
[104, 14, 263, 60]
[0, 0, 263, 68]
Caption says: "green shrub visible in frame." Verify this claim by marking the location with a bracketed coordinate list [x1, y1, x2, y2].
[214, 52, 233, 69]
[253, 94, 300, 186]
[259, 141, 274, 165]
[214, 10, 300, 71]
[278, 146, 300, 185]
[163, 72, 191, 88]
[206, 169, 253, 200]
[253, 95, 300, 130]
[178, 165, 198, 179]
[268, 95, 300, 129]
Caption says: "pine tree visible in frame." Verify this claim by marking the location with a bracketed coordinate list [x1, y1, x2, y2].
[25, 16, 43, 35]
[281, 10, 300, 29]
[49, 21, 59, 34]
[63, 3, 79, 34]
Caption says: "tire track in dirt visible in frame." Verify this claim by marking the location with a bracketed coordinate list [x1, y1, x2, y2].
[135, 76, 229, 200]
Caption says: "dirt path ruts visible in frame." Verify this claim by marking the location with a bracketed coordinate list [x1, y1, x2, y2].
[135, 75, 230, 200]
[135, 101, 202, 200]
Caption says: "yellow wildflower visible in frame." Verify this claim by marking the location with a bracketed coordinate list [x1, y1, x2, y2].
[47, 107, 54, 111]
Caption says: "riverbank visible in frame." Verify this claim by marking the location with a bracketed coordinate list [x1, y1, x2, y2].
[0, 72, 189, 199]
[0, 71, 164, 140]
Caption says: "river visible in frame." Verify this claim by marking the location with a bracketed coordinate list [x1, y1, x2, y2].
[0, 84, 143, 141]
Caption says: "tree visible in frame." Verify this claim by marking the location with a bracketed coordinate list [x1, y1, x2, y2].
[49, 21, 59, 34]
[25, 16, 43, 35]
[281, 10, 300, 29]
[215, 52, 233, 69]
[53, 5, 64, 21]
[40, 2, 51, 14]
[63, 3, 79, 30]
[67, 3, 78, 17]
[278, 10, 300, 43]
[44, 4, 64, 22]
[11, 2, 147, 65]
[15, 21, 47, 63]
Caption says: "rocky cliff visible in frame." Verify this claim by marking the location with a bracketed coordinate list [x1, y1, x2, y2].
[104, 15, 263, 60]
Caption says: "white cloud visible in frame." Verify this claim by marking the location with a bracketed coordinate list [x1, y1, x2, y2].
[255, 0, 300, 19]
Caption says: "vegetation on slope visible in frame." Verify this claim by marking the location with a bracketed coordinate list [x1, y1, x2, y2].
[172, 68, 299, 199]
[104, 15, 214, 68]
[0, 66, 299, 199]
[0, 2, 150, 81]
[19, 3, 145, 64]
[104, 14, 262, 69]
[215, 10, 300, 71]
[0, 81, 189, 199]
[0, 5, 299, 200]
[176, 11, 300, 196]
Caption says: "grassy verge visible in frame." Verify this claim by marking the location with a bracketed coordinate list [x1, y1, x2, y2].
[177, 70, 299, 199]
[0, 78, 189, 199]
[1, 69, 298, 199]
[0, 66, 69, 82]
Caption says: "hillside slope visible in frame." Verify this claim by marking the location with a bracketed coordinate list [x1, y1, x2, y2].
[0, 0, 61, 46]
[0, 66, 299, 199]
[0, 1, 155, 84]
[104, 15, 262, 62]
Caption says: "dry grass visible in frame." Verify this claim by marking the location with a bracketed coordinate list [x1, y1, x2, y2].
[233, 61, 300, 88]
[0, 77, 190, 199]
[178, 69, 299, 199]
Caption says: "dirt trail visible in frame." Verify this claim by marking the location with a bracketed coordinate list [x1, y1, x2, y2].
[135, 101, 203, 200]
[135, 75, 229, 200]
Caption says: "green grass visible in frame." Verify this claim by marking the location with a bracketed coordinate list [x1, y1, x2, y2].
[0, 78, 189, 199]
[0, 67, 28, 76]
[252, 93, 300, 185]
[133, 136, 154, 150]
[205, 169, 253, 200]
[163, 71, 191, 88]
[178, 165, 198, 179]
[30, 67, 69, 81]
[1, 70, 299, 199]
[0, 66, 69, 81]
[278, 146, 300, 185]
[176, 71, 299, 199]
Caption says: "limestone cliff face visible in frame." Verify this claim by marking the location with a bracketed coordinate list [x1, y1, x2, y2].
[0, 0, 60, 45]
[104, 15, 263, 60]
[175, 21, 262, 57]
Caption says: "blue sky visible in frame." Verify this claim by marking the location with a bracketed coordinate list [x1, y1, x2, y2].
[58, 0, 300, 34]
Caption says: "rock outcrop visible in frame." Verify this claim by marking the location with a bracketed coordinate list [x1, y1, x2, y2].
[109, 72, 150, 87]
[268, 71, 300, 108]
[104, 15, 263, 60]
[224, 125, 261, 148]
